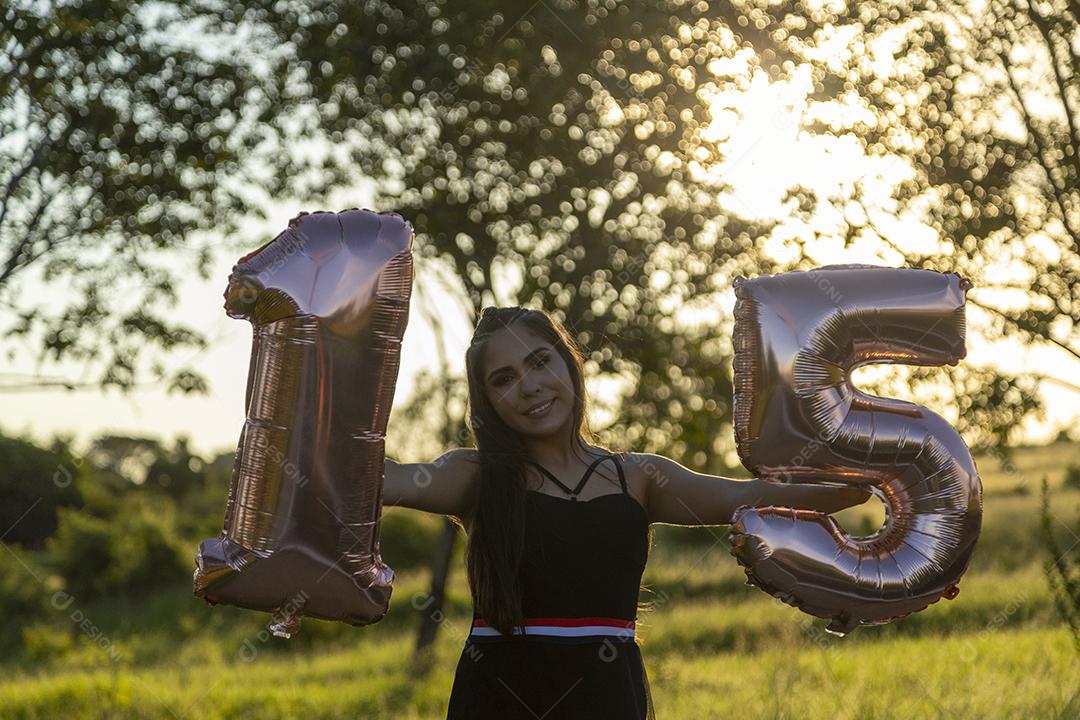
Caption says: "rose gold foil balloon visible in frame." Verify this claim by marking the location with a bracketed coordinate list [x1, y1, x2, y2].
[192, 208, 413, 637]
[728, 264, 982, 636]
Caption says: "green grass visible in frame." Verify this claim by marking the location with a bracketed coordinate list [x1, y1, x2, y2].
[2, 440, 1079, 718]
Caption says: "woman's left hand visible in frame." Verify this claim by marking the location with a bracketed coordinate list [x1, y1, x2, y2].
[815, 485, 873, 513]
[755, 481, 873, 515]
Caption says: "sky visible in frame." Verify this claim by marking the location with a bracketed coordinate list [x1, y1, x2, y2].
[2, 62, 1078, 463]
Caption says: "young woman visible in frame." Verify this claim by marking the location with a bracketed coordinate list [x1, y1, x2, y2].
[382, 306, 868, 719]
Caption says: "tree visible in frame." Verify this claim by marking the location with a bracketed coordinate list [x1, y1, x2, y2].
[1, 0, 303, 392]
[143, 436, 204, 499]
[8, 0, 1063, 455]
[243, 0, 795, 471]
[761, 0, 1079, 446]
[0, 431, 81, 548]
[251, 0, 1062, 462]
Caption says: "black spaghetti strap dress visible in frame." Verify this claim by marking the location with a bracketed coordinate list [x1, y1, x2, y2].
[446, 453, 656, 720]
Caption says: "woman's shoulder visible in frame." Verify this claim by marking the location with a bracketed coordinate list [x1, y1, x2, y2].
[437, 446, 479, 463]
[601, 448, 637, 465]
[586, 447, 647, 486]
[438, 447, 481, 479]
[608, 450, 665, 487]
[595, 449, 652, 511]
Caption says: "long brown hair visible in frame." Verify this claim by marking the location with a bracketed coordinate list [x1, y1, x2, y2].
[463, 306, 610, 636]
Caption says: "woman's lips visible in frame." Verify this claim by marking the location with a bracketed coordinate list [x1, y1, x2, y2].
[523, 398, 555, 417]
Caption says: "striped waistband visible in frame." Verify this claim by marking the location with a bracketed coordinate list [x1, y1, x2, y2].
[470, 616, 635, 639]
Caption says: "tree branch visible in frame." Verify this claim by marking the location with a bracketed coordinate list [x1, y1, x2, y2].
[993, 12, 1080, 253]
[967, 295, 1080, 362]
[862, 206, 936, 265]
[1022, 0, 1080, 184]
[1026, 372, 1080, 395]
[0, 181, 66, 288]
[941, 0, 1080, 252]
[0, 31, 44, 94]
[0, 131, 50, 232]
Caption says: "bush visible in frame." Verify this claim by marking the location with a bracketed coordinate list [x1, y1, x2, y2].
[0, 433, 83, 548]
[46, 508, 114, 600]
[109, 497, 190, 593]
[143, 437, 208, 500]
[0, 546, 50, 651]
[1064, 463, 1080, 490]
[47, 494, 189, 602]
[1040, 475, 1080, 657]
[21, 623, 74, 663]
[378, 509, 445, 572]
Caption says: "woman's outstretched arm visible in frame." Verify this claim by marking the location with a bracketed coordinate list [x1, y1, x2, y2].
[626, 452, 871, 526]
[382, 448, 480, 527]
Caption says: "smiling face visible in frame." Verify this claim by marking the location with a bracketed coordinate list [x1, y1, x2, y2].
[480, 324, 577, 440]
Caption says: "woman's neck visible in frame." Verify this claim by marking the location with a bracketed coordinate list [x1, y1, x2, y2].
[523, 431, 603, 470]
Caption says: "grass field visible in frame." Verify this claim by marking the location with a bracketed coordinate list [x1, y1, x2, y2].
[2, 440, 1079, 719]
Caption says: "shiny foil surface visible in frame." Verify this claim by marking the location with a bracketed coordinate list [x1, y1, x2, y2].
[728, 263, 983, 636]
[192, 208, 413, 637]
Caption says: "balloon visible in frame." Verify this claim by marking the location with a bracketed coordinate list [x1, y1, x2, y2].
[727, 263, 982, 636]
[192, 208, 413, 637]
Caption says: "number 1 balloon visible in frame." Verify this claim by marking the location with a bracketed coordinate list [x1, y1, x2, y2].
[728, 263, 983, 636]
[192, 208, 413, 637]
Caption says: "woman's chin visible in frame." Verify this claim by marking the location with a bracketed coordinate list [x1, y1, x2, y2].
[518, 411, 570, 437]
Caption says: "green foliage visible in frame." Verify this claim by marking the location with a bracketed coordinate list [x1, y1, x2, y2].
[1064, 463, 1080, 490]
[142, 437, 206, 500]
[78, 435, 217, 525]
[377, 510, 445, 573]
[262, 0, 1071, 461]
[172, 463, 231, 541]
[0, 441, 1076, 716]
[0, 0, 304, 391]
[261, 1, 783, 465]
[1039, 475, 1080, 656]
[385, 370, 471, 464]
[107, 496, 190, 595]
[46, 494, 188, 602]
[7, 0, 1074, 459]
[0, 434, 83, 548]
[45, 508, 114, 601]
[20, 624, 74, 664]
[0, 546, 49, 647]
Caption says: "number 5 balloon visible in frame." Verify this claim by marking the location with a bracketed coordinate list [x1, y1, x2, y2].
[192, 208, 413, 637]
[728, 263, 982, 636]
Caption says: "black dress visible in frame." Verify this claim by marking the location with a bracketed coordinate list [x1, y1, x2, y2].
[446, 453, 656, 719]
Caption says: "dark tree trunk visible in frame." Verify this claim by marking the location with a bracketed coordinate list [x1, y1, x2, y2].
[411, 518, 460, 673]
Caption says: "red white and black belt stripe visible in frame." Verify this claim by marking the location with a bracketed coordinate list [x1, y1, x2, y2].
[470, 616, 635, 639]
